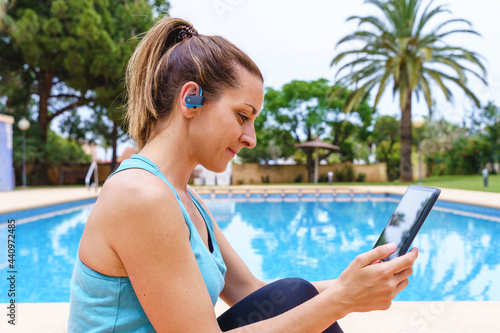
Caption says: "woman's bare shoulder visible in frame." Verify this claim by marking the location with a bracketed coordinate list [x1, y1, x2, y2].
[100, 169, 174, 207]
[91, 169, 184, 232]
[80, 168, 187, 276]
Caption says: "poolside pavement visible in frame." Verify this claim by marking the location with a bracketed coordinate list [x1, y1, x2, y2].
[0, 187, 101, 214]
[1, 300, 499, 332]
[215, 300, 500, 333]
[1, 185, 499, 332]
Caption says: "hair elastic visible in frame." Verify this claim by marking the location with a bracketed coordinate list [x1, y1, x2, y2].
[178, 25, 198, 41]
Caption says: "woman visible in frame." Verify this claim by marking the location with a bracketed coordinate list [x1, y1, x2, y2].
[68, 17, 418, 332]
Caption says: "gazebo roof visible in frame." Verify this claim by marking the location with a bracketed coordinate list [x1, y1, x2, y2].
[294, 138, 340, 151]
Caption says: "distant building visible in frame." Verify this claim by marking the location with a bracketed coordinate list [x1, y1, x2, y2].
[80, 141, 100, 162]
[0, 114, 14, 191]
[118, 146, 138, 163]
[192, 162, 232, 186]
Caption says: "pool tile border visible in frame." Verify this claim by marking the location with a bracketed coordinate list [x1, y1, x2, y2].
[2, 187, 500, 224]
[200, 189, 500, 219]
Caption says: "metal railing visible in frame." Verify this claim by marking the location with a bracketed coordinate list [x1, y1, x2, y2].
[85, 161, 99, 192]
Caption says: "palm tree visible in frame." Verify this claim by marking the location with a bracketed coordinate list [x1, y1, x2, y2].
[331, 0, 487, 181]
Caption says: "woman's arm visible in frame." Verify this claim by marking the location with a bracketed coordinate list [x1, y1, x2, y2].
[104, 174, 222, 332]
[188, 186, 267, 306]
[311, 280, 335, 293]
[214, 220, 268, 305]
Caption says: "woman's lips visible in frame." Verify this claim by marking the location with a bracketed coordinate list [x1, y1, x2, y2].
[227, 148, 237, 157]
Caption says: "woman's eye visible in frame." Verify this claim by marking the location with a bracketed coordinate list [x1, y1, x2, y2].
[238, 113, 249, 123]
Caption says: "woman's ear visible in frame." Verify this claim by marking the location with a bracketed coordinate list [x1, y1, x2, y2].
[179, 81, 202, 119]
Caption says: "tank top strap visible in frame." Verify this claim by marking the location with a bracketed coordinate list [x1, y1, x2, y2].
[190, 194, 215, 234]
[108, 154, 190, 219]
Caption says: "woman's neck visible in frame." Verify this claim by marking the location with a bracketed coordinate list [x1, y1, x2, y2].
[138, 123, 197, 193]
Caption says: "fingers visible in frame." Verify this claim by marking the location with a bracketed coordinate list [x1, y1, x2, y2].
[355, 243, 397, 267]
[337, 245, 418, 313]
[390, 247, 419, 273]
[395, 266, 413, 283]
[388, 277, 410, 300]
[392, 266, 412, 288]
[385, 258, 415, 301]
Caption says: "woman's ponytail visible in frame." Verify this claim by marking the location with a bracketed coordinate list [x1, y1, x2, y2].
[125, 17, 263, 149]
[125, 18, 190, 148]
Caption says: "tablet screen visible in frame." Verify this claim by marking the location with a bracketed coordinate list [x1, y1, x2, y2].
[374, 187, 437, 261]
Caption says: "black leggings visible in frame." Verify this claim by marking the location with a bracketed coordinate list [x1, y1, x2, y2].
[217, 278, 343, 332]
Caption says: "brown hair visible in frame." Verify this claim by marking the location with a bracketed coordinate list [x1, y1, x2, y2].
[125, 17, 263, 149]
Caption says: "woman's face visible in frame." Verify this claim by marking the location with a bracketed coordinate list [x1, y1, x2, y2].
[189, 69, 264, 173]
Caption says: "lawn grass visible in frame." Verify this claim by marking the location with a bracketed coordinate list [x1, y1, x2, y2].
[260, 174, 500, 193]
[417, 174, 500, 193]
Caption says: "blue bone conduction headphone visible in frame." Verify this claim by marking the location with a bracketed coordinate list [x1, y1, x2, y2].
[184, 87, 205, 109]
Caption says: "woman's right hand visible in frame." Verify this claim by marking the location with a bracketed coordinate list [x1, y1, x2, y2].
[327, 243, 418, 317]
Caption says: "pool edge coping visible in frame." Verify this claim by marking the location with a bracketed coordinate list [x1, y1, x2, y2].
[1, 185, 499, 214]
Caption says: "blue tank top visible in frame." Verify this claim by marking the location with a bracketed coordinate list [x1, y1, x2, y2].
[67, 154, 227, 332]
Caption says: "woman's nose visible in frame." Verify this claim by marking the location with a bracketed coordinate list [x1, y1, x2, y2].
[240, 125, 257, 149]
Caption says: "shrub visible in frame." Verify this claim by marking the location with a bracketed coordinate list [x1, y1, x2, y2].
[318, 173, 328, 183]
[357, 173, 366, 182]
[335, 169, 345, 182]
[345, 163, 355, 182]
[294, 173, 303, 183]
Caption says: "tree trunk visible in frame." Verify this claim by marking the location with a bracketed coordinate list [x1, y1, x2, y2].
[110, 122, 118, 172]
[400, 90, 413, 182]
[33, 70, 54, 185]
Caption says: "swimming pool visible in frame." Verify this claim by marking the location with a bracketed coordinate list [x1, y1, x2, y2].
[1, 194, 499, 302]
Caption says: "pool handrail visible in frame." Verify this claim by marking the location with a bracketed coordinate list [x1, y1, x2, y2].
[85, 161, 99, 192]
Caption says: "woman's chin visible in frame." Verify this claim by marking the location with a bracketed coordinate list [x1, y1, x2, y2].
[202, 162, 230, 174]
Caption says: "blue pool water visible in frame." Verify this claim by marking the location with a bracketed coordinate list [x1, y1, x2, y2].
[1, 196, 499, 302]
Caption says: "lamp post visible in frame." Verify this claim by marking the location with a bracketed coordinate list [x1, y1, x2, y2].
[18, 118, 30, 187]
[413, 116, 425, 185]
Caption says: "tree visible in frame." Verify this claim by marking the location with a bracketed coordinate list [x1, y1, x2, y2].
[420, 118, 492, 175]
[329, 101, 373, 163]
[1, 0, 167, 184]
[85, 0, 170, 170]
[372, 115, 401, 180]
[476, 102, 500, 173]
[11, 126, 92, 185]
[60, 105, 129, 171]
[2, 98, 91, 185]
[241, 78, 373, 182]
[331, 0, 487, 181]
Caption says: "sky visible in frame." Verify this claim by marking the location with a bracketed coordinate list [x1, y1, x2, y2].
[169, 0, 500, 124]
[74, 0, 500, 160]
